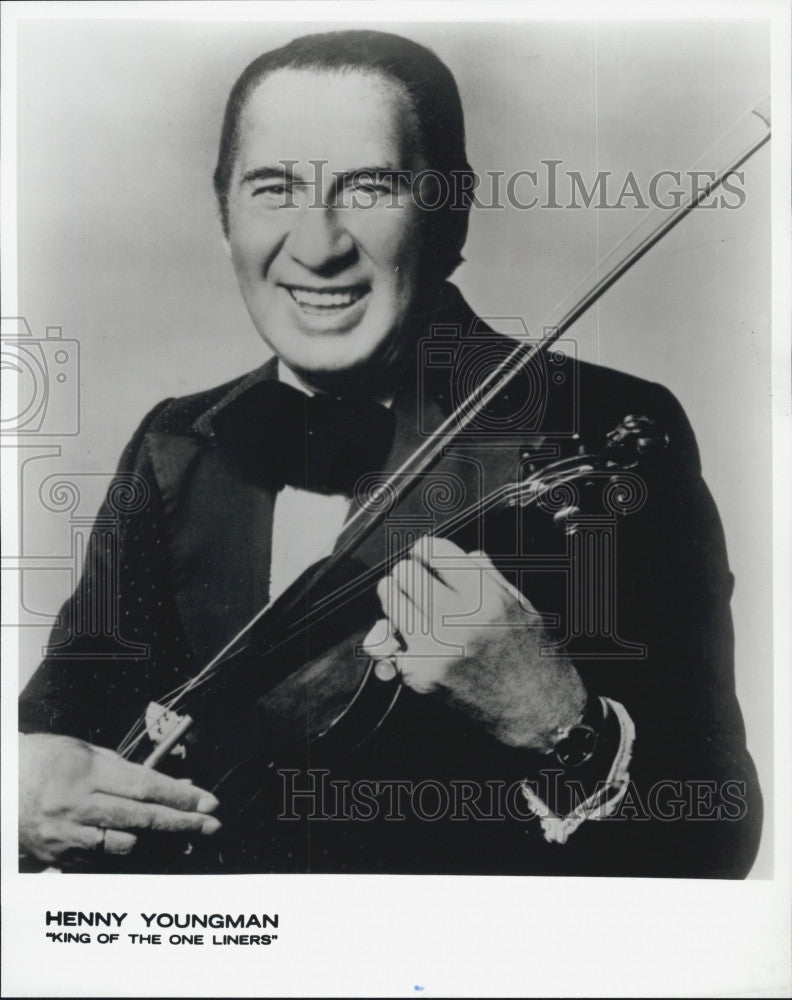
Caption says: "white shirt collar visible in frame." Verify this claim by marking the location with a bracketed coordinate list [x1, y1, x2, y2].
[276, 359, 394, 408]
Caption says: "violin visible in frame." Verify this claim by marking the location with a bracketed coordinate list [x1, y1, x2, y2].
[93, 100, 770, 873]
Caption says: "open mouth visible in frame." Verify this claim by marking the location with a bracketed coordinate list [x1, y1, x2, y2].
[284, 283, 370, 314]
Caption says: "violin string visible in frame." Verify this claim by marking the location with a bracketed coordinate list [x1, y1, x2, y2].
[115, 472, 542, 757]
[117, 456, 600, 760]
[121, 100, 771, 765]
[210, 110, 771, 649]
[116, 288, 544, 762]
[159, 337, 543, 745]
[135, 456, 597, 721]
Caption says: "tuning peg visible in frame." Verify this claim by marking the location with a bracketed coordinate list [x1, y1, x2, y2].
[605, 414, 668, 460]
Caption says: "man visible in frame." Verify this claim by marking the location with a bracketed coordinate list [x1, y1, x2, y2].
[18, 30, 761, 875]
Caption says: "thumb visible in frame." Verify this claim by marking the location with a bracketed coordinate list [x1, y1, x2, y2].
[362, 617, 403, 659]
[362, 618, 403, 683]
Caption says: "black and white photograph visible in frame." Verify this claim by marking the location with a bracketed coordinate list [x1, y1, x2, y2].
[2, 1, 789, 996]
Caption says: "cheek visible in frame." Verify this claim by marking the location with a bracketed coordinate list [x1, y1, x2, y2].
[227, 216, 286, 284]
[229, 236, 261, 284]
[351, 207, 427, 282]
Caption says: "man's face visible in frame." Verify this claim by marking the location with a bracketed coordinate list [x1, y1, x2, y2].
[224, 68, 430, 383]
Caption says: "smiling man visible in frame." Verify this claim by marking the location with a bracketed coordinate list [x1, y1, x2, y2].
[18, 30, 762, 876]
[220, 69, 429, 388]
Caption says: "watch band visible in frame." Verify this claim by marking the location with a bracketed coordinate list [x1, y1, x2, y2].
[522, 697, 636, 844]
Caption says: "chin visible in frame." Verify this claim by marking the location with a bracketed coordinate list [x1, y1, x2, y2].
[281, 331, 392, 375]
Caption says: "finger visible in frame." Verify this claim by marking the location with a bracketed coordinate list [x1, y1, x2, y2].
[392, 558, 439, 626]
[468, 549, 512, 594]
[76, 792, 222, 836]
[373, 658, 399, 682]
[410, 535, 466, 589]
[63, 824, 140, 858]
[91, 753, 219, 813]
[377, 570, 419, 637]
[361, 617, 403, 680]
[419, 535, 503, 601]
[361, 617, 403, 659]
[376, 575, 390, 617]
[376, 573, 406, 634]
[411, 534, 465, 561]
[61, 823, 110, 853]
[102, 829, 139, 856]
[69, 826, 139, 857]
[58, 823, 138, 858]
[468, 549, 495, 569]
[395, 652, 445, 695]
[382, 562, 438, 638]
[469, 550, 539, 612]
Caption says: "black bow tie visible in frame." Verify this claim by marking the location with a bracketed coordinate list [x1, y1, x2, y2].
[210, 379, 397, 496]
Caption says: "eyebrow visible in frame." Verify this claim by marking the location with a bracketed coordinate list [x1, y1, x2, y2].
[337, 167, 409, 185]
[240, 164, 409, 188]
[240, 165, 297, 186]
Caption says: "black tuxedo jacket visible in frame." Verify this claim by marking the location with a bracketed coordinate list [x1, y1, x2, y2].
[19, 285, 762, 877]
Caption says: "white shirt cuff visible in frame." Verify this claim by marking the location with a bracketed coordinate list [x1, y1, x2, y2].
[519, 697, 636, 845]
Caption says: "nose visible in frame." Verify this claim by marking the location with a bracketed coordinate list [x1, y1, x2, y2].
[284, 203, 356, 273]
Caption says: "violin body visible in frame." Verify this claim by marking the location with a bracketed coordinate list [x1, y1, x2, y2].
[19, 84, 768, 872]
[101, 553, 400, 872]
[92, 412, 669, 874]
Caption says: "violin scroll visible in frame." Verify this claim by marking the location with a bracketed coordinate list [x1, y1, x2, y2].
[604, 414, 669, 467]
[511, 413, 669, 528]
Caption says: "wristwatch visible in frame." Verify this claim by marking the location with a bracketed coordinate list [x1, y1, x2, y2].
[552, 695, 606, 767]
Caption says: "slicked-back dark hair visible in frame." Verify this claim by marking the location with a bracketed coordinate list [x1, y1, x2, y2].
[213, 30, 473, 281]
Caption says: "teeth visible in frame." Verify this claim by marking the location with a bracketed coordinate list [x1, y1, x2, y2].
[288, 286, 366, 309]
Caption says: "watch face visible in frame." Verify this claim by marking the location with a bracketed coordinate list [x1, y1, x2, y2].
[555, 725, 599, 767]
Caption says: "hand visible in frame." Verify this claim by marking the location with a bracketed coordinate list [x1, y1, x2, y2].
[19, 733, 221, 865]
[364, 536, 587, 751]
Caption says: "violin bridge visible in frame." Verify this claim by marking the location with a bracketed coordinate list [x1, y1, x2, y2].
[144, 701, 193, 764]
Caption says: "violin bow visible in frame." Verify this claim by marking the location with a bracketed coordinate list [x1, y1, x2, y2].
[126, 97, 771, 766]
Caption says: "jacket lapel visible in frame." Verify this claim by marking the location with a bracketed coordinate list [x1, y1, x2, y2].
[338, 369, 527, 571]
[146, 364, 279, 662]
[144, 287, 561, 661]
[337, 292, 552, 571]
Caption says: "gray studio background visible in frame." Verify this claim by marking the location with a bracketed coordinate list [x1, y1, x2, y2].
[14, 18, 771, 874]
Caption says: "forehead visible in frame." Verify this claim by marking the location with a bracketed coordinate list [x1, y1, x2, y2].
[235, 68, 419, 173]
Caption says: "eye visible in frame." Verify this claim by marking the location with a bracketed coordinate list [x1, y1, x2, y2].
[342, 174, 400, 208]
[251, 183, 294, 205]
